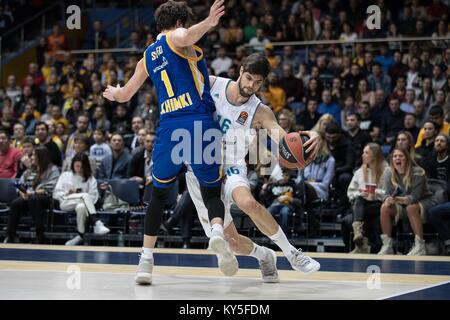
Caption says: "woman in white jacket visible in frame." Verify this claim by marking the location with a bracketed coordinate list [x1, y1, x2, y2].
[347, 143, 388, 254]
[53, 153, 109, 246]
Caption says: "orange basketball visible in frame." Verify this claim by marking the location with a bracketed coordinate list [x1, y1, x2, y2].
[279, 132, 311, 169]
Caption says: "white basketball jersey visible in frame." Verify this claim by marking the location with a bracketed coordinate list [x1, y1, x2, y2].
[211, 77, 261, 167]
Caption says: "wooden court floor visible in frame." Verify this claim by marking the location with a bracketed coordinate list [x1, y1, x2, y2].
[0, 244, 449, 300]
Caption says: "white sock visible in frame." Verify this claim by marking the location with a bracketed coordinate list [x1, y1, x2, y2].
[249, 243, 268, 260]
[142, 247, 153, 259]
[211, 223, 224, 235]
[269, 227, 296, 257]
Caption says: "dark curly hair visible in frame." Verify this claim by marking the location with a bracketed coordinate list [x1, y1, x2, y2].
[241, 53, 271, 79]
[155, 1, 192, 32]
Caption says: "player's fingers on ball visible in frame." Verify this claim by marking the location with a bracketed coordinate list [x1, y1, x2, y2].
[314, 150, 319, 159]
[299, 130, 310, 136]
[309, 146, 318, 158]
[303, 138, 312, 147]
[314, 145, 320, 155]
[305, 136, 317, 148]
[313, 149, 319, 159]
[305, 143, 314, 153]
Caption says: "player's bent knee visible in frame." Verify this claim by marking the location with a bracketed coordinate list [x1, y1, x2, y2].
[238, 198, 260, 215]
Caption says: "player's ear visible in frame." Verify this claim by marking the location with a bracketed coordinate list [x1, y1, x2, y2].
[176, 20, 184, 28]
[239, 66, 244, 76]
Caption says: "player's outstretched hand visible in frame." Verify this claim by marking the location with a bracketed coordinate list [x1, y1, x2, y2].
[300, 130, 322, 162]
[206, 0, 225, 28]
[103, 84, 121, 102]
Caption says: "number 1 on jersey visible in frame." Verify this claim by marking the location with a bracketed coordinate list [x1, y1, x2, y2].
[161, 70, 174, 97]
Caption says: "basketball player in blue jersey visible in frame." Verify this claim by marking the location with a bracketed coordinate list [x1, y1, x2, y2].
[103, 0, 234, 285]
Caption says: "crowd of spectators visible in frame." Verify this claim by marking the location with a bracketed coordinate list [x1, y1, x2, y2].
[0, 1, 50, 35]
[0, 0, 450, 254]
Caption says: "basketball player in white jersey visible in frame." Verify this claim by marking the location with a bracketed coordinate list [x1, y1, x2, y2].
[186, 53, 322, 277]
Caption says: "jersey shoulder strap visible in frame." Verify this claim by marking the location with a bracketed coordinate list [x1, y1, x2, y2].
[210, 77, 229, 96]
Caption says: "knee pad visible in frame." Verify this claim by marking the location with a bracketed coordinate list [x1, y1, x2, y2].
[200, 186, 224, 222]
[144, 186, 171, 236]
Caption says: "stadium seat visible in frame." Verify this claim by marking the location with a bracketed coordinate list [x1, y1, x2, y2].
[0, 179, 19, 233]
[0, 179, 18, 214]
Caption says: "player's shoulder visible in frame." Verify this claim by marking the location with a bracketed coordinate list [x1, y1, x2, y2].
[213, 76, 230, 84]
[252, 102, 275, 125]
[255, 102, 272, 115]
[210, 76, 231, 90]
[143, 41, 157, 56]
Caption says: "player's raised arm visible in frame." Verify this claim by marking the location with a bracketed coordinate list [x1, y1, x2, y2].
[169, 0, 225, 49]
[255, 103, 322, 160]
[103, 58, 148, 103]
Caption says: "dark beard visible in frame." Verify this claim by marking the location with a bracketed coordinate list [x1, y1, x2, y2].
[238, 78, 252, 98]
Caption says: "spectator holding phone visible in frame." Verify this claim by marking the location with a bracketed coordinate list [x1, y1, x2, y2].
[4, 146, 59, 244]
[53, 153, 109, 246]
[378, 148, 439, 255]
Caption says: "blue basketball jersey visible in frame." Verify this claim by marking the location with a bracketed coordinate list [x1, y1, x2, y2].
[143, 32, 216, 125]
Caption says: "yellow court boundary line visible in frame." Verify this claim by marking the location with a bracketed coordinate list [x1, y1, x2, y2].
[1, 244, 450, 262]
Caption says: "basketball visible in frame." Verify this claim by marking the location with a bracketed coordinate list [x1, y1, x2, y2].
[279, 132, 311, 170]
